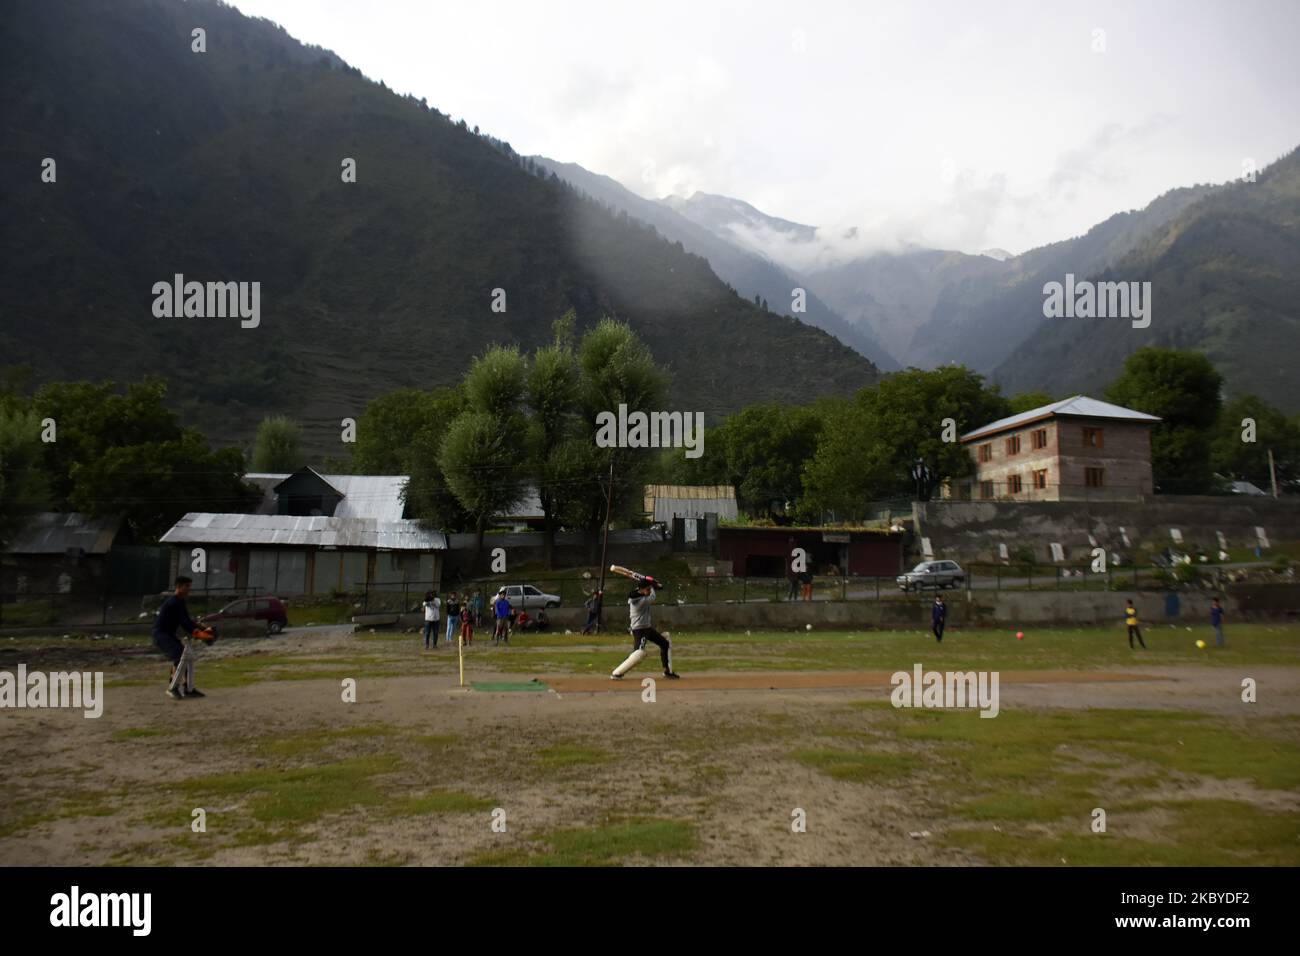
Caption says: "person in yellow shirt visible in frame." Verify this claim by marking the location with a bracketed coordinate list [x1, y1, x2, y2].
[1125, 599, 1146, 649]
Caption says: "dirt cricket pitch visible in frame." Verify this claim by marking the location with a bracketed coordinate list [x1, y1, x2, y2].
[2, 623, 1298, 867]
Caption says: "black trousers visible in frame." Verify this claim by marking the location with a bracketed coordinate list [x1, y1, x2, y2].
[633, 627, 673, 672]
[1128, 625, 1145, 648]
[932, 619, 945, 642]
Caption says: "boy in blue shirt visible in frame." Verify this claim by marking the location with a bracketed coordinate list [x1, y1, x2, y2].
[1210, 597, 1226, 648]
[493, 589, 513, 644]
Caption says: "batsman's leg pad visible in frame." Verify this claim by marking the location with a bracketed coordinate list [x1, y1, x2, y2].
[613, 648, 646, 677]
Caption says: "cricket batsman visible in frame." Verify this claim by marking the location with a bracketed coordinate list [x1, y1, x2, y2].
[609, 569, 680, 680]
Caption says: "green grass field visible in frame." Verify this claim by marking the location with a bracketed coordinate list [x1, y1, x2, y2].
[2, 622, 1297, 866]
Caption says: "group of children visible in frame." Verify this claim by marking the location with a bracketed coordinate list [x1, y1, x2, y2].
[420, 588, 550, 649]
[925, 592, 1229, 648]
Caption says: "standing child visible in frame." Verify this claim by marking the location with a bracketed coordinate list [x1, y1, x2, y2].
[445, 592, 460, 646]
[422, 591, 440, 649]
[493, 588, 512, 644]
[460, 602, 474, 646]
[1210, 596, 1226, 648]
[932, 594, 947, 643]
[1125, 599, 1146, 649]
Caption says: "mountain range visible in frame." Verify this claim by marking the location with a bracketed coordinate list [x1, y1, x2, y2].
[0, 0, 880, 449]
[541, 150, 1298, 411]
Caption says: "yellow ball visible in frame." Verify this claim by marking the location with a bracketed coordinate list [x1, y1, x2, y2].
[1195, 640, 1206, 649]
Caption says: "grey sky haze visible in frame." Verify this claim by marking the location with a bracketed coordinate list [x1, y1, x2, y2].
[230, 0, 1300, 260]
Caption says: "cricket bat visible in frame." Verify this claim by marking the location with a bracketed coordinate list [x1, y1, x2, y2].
[609, 565, 661, 588]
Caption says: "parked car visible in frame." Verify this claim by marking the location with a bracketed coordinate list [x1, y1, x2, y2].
[202, 596, 289, 636]
[499, 584, 561, 609]
[896, 560, 965, 592]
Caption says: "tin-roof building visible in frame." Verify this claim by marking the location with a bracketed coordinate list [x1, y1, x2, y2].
[951, 396, 1161, 502]
[160, 467, 445, 598]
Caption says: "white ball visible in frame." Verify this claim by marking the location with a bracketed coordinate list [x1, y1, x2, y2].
[805, 624, 813, 631]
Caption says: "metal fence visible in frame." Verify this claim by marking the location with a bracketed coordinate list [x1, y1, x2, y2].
[1, 563, 1230, 631]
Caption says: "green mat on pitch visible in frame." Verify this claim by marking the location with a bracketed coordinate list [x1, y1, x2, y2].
[470, 679, 550, 692]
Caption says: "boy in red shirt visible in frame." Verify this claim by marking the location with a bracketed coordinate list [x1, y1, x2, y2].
[460, 603, 474, 646]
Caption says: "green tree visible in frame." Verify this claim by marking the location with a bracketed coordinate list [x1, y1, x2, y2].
[401, 389, 471, 529]
[1105, 347, 1223, 493]
[439, 347, 530, 558]
[665, 404, 823, 516]
[251, 415, 303, 472]
[1007, 391, 1054, 414]
[528, 316, 587, 568]
[1209, 394, 1300, 489]
[69, 430, 256, 541]
[351, 389, 446, 474]
[576, 319, 671, 556]
[0, 405, 50, 545]
[33, 379, 181, 508]
[802, 367, 1009, 520]
[26, 378, 256, 541]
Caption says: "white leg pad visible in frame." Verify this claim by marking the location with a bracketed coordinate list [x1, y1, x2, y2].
[613, 648, 646, 677]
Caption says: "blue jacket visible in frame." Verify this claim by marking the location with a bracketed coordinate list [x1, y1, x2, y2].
[932, 601, 947, 623]
[1210, 606, 1224, 626]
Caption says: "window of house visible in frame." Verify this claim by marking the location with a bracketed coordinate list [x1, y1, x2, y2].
[1007, 474, 1022, 494]
[1031, 428, 1048, 450]
[1085, 467, 1105, 488]
[1005, 435, 1021, 456]
[979, 480, 995, 499]
[1033, 469, 1048, 489]
[1083, 427, 1104, 448]
[978, 443, 992, 463]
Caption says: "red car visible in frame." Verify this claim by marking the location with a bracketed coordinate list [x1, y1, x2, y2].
[203, 596, 289, 636]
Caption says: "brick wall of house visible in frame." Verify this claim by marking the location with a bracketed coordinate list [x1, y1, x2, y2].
[958, 417, 1154, 502]
[1056, 418, 1154, 499]
[961, 419, 1061, 501]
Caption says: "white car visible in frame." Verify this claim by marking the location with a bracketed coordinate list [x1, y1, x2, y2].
[499, 584, 561, 609]
[896, 560, 965, 592]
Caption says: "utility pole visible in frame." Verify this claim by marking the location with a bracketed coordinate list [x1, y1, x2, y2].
[1268, 448, 1279, 498]
[595, 458, 615, 633]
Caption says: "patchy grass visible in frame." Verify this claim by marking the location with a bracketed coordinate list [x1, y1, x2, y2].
[386, 790, 497, 816]
[793, 748, 918, 782]
[110, 727, 171, 742]
[469, 818, 698, 867]
[172, 756, 401, 824]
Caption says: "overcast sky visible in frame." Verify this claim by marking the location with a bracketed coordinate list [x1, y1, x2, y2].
[231, 0, 1300, 258]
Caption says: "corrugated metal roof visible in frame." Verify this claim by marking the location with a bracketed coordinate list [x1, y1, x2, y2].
[6, 513, 123, 555]
[245, 473, 409, 521]
[643, 484, 738, 523]
[961, 395, 1161, 442]
[160, 513, 445, 550]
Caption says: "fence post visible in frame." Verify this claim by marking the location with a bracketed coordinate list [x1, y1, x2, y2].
[841, 575, 846, 602]
[1056, 567, 1061, 590]
[742, 577, 747, 604]
[875, 576, 880, 601]
[704, 577, 709, 605]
